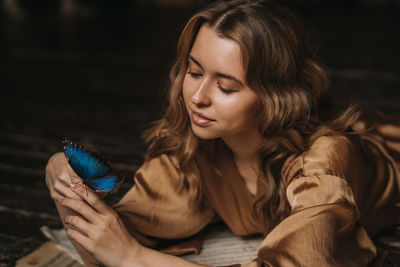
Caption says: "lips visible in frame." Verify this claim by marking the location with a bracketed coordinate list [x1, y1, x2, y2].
[190, 109, 215, 127]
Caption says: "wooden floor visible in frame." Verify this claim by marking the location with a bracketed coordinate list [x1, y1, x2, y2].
[1, 2, 400, 266]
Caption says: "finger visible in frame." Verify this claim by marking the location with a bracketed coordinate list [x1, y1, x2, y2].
[53, 179, 81, 200]
[66, 228, 94, 253]
[69, 183, 111, 215]
[65, 164, 82, 183]
[96, 192, 108, 199]
[60, 165, 81, 185]
[58, 197, 101, 224]
[65, 215, 93, 237]
[49, 190, 64, 202]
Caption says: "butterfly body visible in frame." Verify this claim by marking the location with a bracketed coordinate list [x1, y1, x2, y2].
[63, 138, 123, 193]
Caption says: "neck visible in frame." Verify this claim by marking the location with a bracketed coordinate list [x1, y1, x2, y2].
[222, 130, 263, 163]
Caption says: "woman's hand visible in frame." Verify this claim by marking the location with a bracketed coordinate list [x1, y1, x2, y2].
[45, 152, 107, 201]
[58, 183, 142, 267]
[45, 152, 83, 201]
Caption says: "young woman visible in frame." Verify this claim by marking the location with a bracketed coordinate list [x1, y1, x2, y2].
[45, 0, 400, 266]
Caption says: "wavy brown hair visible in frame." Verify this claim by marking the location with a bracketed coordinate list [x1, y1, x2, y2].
[143, 0, 361, 231]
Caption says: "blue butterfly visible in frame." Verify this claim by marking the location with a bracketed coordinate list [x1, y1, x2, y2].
[62, 138, 124, 193]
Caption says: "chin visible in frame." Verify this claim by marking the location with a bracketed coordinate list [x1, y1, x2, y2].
[190, 124, 219, 140]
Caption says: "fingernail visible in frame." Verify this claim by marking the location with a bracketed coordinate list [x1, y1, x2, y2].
[70, 183, 76, 189]
[56, 198, 63, 203]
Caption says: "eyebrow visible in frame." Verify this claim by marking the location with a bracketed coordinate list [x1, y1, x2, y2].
[188, 55, 244, 86]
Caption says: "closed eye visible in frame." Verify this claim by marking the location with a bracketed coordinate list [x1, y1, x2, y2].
[187, 71, 203, 78]
[218, 82, 237, 94]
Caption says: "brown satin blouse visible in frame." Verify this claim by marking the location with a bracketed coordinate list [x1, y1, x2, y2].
[113, 114, 400, 266]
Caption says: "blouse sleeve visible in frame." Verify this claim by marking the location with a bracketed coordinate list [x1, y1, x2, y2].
[252, 174, 377, 266]
[113, 154, 215, 255]
[238, 135, 378, 267]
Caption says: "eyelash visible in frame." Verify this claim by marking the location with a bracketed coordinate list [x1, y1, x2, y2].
[217, 82, 236, 94]
[187, 71, 202, 78]
[187, 70, 237, 94]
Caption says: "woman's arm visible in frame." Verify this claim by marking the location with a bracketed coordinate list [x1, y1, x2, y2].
[45, 152, 105, 266]
[46, 152, 214, 266]
[58, 182, 209, 267]
[255, 174, 377, 266]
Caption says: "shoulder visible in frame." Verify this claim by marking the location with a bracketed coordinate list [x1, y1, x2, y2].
[142, 153, 180, 174]
[284, 135, 361, 213]
[303, 135, 357, 176]
[283, 134, 360, 182]
[135, 153, 184, 191]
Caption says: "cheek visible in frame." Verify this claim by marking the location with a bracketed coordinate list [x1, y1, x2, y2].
[182, 76, 199, 103]
[244, 98, 261, 121]
[182, 77, 191, 104]
[236, 105, 256, 125]
[220, 98, 260, 127]
[216, 96, 256, 117]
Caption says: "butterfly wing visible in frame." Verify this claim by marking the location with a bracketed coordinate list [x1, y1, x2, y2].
[63, 140, 111, 179]
[86, 175, 124, 193]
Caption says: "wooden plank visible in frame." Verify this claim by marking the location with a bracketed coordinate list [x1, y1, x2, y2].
[0, 183, 58, 214]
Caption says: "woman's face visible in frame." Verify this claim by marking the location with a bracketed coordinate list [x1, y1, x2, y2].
[183, 25, 260, 141]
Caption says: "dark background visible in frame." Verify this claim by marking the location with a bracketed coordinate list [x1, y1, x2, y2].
[1, 0, 399, 265]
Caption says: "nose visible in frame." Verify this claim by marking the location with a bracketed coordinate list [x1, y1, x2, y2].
[191, 78, 212, 107]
